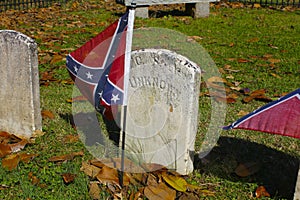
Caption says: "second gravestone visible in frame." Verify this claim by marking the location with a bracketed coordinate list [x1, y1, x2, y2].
[123, 49, 201, 175]
[0, 30, 42, 138]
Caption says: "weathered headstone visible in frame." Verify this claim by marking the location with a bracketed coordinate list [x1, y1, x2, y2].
[294, 165, 300, 200]
[0, 30, 41, 138]
[123, 49, 201, 175]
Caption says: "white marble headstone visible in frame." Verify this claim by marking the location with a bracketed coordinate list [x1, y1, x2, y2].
[123, 49, 201, 175]
[0, 30, 42, 138]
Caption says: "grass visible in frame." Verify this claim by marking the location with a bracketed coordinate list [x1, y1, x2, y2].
[0, 1, 299, 199]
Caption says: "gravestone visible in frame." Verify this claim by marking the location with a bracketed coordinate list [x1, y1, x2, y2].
[294, 165, 300, 200]
[0, 30, 42, 138]
[123, 49, 201, 175]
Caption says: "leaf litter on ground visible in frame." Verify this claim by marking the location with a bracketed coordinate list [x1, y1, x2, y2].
[80, 158, 215, 199]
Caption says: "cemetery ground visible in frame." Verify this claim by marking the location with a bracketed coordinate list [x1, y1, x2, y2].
[0, 1, 299, 199]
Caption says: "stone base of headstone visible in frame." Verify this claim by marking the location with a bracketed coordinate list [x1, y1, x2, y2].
[185, 2, 210, 18]
[135, 6, 149, 18]
[294, 164, 300, 200]
[128, 2, 211, 18]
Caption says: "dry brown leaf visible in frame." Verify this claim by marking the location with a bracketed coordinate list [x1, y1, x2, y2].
[237, 58, 251, 63]
[255, 186, 270, 198]
[247, 37, 259, 43]
[237, 110, 249, 116]
[66, 95, 88, 103]
[28, 172, 40, 185]
[41, 110, 55, 119]
[50, 54, 63, 64]
[2, 154, 20, 171]
[89, 182, 101, 200]
[62, 173, 76, 184]
[48, 151, 84, 162]
[268, 58, 281, 63]
[253, 3, 261, 8]
[207, 76, 227, 83]
[144, 182, 176, 200]
[235, 162, 261, 177]
[0, 143, 12, 158]
[63, 134, 79, 143]
[96, 165, 130, 186]
[80, 161, 101, 178]
[10, 139, 28, 153]
[19, 153, 38, 163]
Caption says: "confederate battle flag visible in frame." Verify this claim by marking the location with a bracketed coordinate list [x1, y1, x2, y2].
[224, 88, 300, 139]
[66, 10, 135, 119]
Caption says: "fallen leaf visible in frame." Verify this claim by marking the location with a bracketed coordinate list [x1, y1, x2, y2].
[253, 3, 261, 8]
[237, 58, 251, 63]
[66, 95, 88, 103]
[237, 110, 249, 116]
[270, 73, 281, 79]
[207, 76, 227, 83]
[235, 162, 261, 177]
[268, 58, 281, 63]
[62, 173, 76, 184]
[63, 134, 79, 143]
[268, 44, 278, 49]
[247, 37, 259, 43]
[48, 151, 84, 162]
[81, 161, 101, 178]
[0, 143, 12, 158]
[10, 139, 28, 153]
[2, 154, 20, 171]
[96, 165, 129, 186]
[41, 110, 55, 119]
[28, 172, 40, 185]
[255, 186, 270, 198]
[89, 181, 101, 200]
[50, 54, 63, 64]
[19, 153, 38, 163]
[144, 182, 176, 200]
[162, 172, 187, 192]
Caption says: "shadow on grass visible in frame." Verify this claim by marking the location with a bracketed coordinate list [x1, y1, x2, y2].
[194, 136, 299, 199]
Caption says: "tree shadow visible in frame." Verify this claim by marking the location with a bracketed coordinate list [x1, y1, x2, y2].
[194, 136, 299, 199]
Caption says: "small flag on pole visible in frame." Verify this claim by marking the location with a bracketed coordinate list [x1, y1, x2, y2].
[223, 88, 300, 139]
[66, 9, 135, 119]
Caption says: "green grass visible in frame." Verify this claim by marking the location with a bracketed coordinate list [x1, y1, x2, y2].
[0, 1, 299, 199]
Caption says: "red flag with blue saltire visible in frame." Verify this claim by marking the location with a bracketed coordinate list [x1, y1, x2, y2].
[66, 10, 135, 119]
[223, 88, 300, 139]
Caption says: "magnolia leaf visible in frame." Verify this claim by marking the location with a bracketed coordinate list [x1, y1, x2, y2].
[80, 161, 101, 178]
[162, 172, 187, 192]
[96, 166, 130, 186]
[235, 162, 261, 177]
[2, 154, 20, 171]
[144, 182, 176, 200]
[89, 182, 101, 200]
[9, 139, 28, 153]
[0, 143, 12, 158]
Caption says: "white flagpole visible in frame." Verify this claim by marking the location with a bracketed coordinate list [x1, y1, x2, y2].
[120, 6, 135, 187]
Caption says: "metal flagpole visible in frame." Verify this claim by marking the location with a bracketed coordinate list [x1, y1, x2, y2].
[119, 5, 135, 187]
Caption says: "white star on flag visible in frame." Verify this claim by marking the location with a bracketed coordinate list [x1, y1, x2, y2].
[86, 71, 93, 80]
[74, 66, 78, 73]
[111, 93, 120, 104]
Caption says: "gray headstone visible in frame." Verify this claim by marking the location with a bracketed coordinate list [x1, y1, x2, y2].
[123, 49, 201, 175]
[294, 165, 300, 200]
[0, 30, 42, 138]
